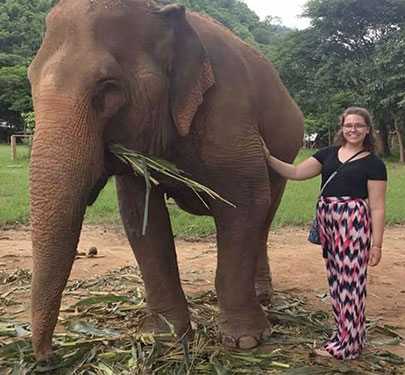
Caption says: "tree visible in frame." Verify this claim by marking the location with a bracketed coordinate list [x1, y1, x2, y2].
[272, 0, 405, 155]
[0, 0, 58, 127]
[218, 0, 236, 8]
[263, 15, 282, 27]
[366, 29, 405, 162]
[0, 0, 58, 58]
[0, 64, 31, 129]
[304, 0, 405, 55]
[22, 110, 35, 134]
[252, 27, 272, 44]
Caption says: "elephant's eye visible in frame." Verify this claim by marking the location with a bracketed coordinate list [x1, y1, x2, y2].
[93, 80, 126, 116]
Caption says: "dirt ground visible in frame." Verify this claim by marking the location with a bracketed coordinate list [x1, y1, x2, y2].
[1, 225, 404, 356]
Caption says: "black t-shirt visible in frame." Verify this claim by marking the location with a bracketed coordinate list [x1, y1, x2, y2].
[312, 146, 387, 198]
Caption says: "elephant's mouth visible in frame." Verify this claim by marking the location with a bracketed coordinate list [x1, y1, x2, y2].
[104, 146, 133, 175]
[87, 147, 135, 206]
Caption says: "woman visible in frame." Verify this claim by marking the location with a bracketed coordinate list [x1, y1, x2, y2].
[262, 106, 387, 359]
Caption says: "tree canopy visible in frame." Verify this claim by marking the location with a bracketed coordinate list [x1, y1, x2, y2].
[275, 0, 405, 159]
[0, 0, 58, 126]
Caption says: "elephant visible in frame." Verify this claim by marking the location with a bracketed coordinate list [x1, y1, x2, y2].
[28, 0, 304, 361]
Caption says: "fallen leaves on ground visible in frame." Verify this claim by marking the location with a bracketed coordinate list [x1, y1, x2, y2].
[0, 266, 404, 375]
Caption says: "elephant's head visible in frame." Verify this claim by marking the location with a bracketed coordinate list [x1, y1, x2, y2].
[28, 0, 214, 360]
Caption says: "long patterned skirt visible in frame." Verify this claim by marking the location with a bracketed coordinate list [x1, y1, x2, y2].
[316, 196, 371, 360]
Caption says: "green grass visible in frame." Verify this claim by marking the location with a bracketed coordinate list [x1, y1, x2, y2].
[83, 179, 121, 227]
[84, 184, 216, 239]
[0, 144, 404, 238]
[0, 144, 30, 227]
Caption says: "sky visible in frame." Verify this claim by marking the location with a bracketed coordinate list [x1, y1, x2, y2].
[243, 0, 311, 30]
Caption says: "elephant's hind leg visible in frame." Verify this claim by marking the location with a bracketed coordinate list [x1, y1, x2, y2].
[116, 174, 191, 338]
[255, 172, 288, 304]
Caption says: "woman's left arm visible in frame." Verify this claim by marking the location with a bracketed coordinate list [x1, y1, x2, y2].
[367, 180, 387, 267]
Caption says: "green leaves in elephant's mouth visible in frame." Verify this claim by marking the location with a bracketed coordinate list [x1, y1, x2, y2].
[108, 144, 235, 235]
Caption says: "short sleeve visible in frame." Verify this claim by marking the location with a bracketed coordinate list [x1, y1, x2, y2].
[368, 156, 387, 181]
[312, 146, 332, 164]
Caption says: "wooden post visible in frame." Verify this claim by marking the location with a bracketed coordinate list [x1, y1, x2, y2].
[11, 135, 16, 160]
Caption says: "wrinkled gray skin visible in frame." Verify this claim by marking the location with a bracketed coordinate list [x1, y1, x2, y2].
[28, 0, 304, 361]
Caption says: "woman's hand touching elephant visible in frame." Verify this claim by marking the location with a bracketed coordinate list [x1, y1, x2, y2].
[261, 136, 322, 181]
[261, 137, 271, 163]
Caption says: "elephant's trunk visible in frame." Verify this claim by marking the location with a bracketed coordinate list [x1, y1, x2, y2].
[29, 93, 103, 360]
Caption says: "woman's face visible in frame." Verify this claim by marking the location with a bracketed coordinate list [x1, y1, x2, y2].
[342, 114, 370, 147]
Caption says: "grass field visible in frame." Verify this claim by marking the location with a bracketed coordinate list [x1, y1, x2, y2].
[0, 144, 404, 238]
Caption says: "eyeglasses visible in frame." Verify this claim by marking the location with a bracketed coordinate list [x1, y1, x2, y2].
[342, 123, 368, 130]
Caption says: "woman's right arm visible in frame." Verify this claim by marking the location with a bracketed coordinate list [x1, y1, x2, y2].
[262, 141, 322, 180]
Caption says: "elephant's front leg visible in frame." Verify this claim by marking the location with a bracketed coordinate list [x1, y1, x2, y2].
[215, 205, 271, 349]
[116, 174, 190, 337]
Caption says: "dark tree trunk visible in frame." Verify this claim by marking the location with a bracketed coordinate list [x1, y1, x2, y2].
[394, 117, 405, 163]
[378, 122, 391, 157]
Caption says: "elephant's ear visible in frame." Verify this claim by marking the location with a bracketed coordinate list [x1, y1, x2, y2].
[158, 4, 215, 136]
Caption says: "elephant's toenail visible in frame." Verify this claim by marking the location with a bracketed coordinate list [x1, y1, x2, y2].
[222, 335, 237, 348]
[257, 292, 271, 305]
[238, 336, 259, 349]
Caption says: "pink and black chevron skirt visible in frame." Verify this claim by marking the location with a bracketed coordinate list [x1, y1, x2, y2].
[316, 196, 371, 359]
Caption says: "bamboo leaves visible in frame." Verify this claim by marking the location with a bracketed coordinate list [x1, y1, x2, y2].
[108, 144, 235, 235]
[68, 322, 120, 338]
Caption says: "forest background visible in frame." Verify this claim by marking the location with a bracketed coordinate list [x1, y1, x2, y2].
[0, 0, 404, 161]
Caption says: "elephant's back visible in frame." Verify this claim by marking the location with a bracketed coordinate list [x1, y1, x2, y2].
[187, 12, 304, 163]
[186, 12, 258, 95]
[186, 12, 271, 84]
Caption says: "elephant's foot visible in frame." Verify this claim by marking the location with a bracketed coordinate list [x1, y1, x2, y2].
[32, 312, 57, 361]
[34, 346, 53, 362]
[255, 279, 274, 305]
[218, 310, 271, 350]
[137, 313, 192, 341]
